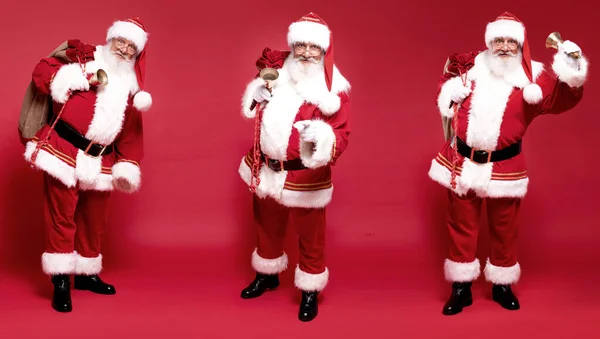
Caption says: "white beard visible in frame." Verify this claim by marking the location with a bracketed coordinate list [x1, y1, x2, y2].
[101, 44, 136, 79]
[286, 57, 325, 83]
[485, 50, 522, 77]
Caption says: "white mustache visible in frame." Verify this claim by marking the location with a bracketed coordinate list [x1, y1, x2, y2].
[296, 56, 319, 63]
[111, 50, 131, 61]
[494, 50, 517, 57]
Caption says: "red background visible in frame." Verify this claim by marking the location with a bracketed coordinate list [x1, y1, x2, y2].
[1, 0, 599, 337]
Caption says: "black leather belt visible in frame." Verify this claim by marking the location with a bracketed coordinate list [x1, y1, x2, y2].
[456, 137, 521, 164]
[261, 152, 306, 171]
[48, 110, 113, 157]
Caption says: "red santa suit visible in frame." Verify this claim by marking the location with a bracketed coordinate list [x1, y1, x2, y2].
[428, 14, 588, 286]
[22, 18, 152, 277]
[238, 14, 351, 292]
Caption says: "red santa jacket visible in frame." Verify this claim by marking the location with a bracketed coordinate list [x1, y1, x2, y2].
[23, 44, 148, 193]
[428, 50, 588, 198]
[238, 56, 351, 208]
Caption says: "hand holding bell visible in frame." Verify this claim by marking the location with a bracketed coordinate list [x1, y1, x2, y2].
[546, 32, 581, 59]
[259, 67, 278, 92]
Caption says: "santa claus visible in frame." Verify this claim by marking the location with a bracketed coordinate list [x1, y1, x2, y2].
[428, 12, 588, 315]
[22, 18, 152, 312]
[237, 12, 351, 322]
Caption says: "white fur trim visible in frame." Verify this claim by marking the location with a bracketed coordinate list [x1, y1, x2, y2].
[74, 252, 103, 275]
[484, 258, 521, 284]
[287, 21, 330, 51]
[49, 63, 88, 104]
[24, 141, 77, 187]
[444, 258, 481, 282]
[298, 120, 335, 169]
[241, 77, 265, 118]
[523, 83, 543, 104]
[552, 52, 589, 88]
[75, 150, 102, 186]
[280, 187, 333, 208]
[133, 91, 152, 112]
[294, 265, 329, 292]
[428, 159, 529, 198]
[238, 158, 333, 208]
[485, 19, 525, 47]
[83, 46, 136, 145]
[79, 173, 114, 191]
[111, 161, 141, 193]
[42, 252, 76, 275]
[251, 249, 288, 274]
[259, 77, 304, 160]
[437, 76, 467, 118]
[238, 157, 287, 200]
[106, 20, 148, 52]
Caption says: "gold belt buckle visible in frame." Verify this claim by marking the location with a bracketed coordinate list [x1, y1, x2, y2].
[84, 142, 107, 157]
[470, 148, 491, 164]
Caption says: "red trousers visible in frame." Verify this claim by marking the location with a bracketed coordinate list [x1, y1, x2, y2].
[41, 173, 110, 276]
[251, 195, 330, 292]
[444, 189, 522, 285]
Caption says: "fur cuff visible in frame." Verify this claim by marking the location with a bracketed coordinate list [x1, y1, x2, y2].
[294, 266, 329, 292]
[484, 258, 521, 285]
[112, 161, 141, 193]
[42, 252, 76, 275]
[251, 249, 288, 274]
[74, 252, 103, 275]
[298, 120, 336, 169]
[241, 77, 266, 118]
[437, 76, 465, 118]
[50, 63, 88, 104]
[552, 52, 589, 88]
[75, 150, 102, 186]
[444, 258, 481, 282]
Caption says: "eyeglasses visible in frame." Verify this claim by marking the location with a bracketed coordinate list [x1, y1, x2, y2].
[293, 43, 322, 55]
[493, 38, 519, 49]
[114, 38, 137, 55]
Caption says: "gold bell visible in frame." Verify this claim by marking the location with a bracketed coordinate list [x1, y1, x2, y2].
[546, 32, 580, 59]
[259, 67, 279, 91]
[89, 69, 109, 86]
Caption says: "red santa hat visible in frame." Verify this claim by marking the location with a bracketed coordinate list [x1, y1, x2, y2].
[106, 17, 152, 112]
[485, 12, 542, 104]
[287, 12, 335, 92]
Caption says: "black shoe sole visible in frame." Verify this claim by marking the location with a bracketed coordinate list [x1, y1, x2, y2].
[492, 295, 520, 310]
[240, 285, 278, 299]
[73, 285, 116, 295]
[442, 298, 473, 315]
[299, 311, 318, 322]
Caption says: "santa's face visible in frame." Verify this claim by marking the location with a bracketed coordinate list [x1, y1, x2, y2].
[293, 42, 323, 66]
[109, 37, 138, 62]
[491, 37, 519, 59]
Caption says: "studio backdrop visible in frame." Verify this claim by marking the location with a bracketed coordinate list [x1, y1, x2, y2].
[0, 0, 598, 314]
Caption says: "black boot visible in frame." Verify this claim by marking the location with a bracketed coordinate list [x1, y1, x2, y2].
[74, 275, 116, 295]
[51, 274, 72, 313]
[298, 291, 318, 322]
[492, 284, 520, 310]
[442, 282, 473, 315]
[240, 273, 279, 299]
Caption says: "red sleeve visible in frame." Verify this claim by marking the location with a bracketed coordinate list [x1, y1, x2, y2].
[32, 57, 67, 95]
[298, 92, 351, 169]
[535, 70, 584, 116]
[111, 106, 145, 193]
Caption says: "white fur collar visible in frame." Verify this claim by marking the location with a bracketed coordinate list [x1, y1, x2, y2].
[272, 55, 351, 115]
[467, 51, 544, 89]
